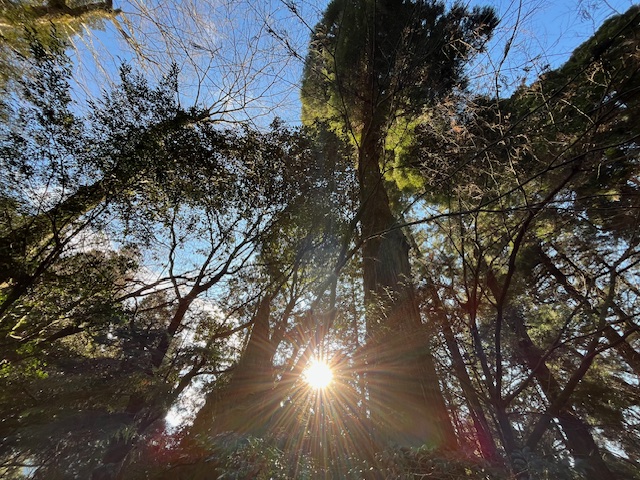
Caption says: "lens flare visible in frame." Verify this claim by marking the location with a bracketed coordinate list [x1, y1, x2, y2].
[304, 359, 333, 389]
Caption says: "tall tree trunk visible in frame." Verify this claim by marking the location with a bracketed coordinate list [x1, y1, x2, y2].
[357, 126, 456, 449]
[442, 315, 499, 460]
[425, 282, 499, 461]
[465, 303, 520, 459]
[190, 295, 276, 437]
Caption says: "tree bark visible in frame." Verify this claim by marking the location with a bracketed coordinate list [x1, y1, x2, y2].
[357, 125, 456, 449]
[442, 315, 499, 460]
[190, 295, 276, 437]
[425, 282, 499, 461]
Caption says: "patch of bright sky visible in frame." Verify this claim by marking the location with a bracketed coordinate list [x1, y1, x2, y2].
[467, 0, 637, 95]
[67, 0, 324, 126]
[66, 0, 636, 125]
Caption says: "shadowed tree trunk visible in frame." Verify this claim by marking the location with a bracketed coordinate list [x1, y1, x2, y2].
[190, 294, 277, 437]
[486, 270, 614, 480]
[358, 124, 456, 449]
[300, 0, 497, 452]
[425, 282, 499, 461]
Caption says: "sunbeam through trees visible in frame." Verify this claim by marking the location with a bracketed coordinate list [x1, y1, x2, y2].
[1, 1, 639, 479]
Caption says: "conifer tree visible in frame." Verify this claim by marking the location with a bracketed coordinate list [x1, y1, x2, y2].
[301, 0, 497, 448]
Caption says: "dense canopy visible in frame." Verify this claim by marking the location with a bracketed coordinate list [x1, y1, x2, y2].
[1, 1, 639, 479]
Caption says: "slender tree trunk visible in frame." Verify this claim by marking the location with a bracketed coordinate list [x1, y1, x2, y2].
[504, 304, 614, 480]
[425, 283, 499, 461]
[443, 319, 499, 459]
[93, 297, 207, 479]
[466, 311, 519, 458]
[357, 125, 456, 449]
[94, 294, 277, 479]
[602, 325, 640, 376]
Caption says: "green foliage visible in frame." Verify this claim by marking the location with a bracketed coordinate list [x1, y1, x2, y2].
[302, 0, 497, 123]
[129, 432, 513, 480]
[257, 121, 355, 284]
[0, 1, 118, 96]
[210, 433, 317, 480]
[510, 448, 576, 480]
[2, 5, 640, 480]
[0, 32, 362, 478]
[301, 0, 497, 186]
[409, 6, 640, 477]
[371, 446, 506, 479]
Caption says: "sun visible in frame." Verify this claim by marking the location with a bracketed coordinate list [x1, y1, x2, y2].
[304, 359, 333, 389]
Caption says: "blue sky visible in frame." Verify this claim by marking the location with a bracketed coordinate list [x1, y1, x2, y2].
[466, 0, 638, 95]
[68, 0, 637, 124]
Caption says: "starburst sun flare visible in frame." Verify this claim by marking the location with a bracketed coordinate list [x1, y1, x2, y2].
[303, 359, 333, 389]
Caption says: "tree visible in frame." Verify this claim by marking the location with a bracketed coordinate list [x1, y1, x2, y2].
[0, 39, 353, 478]
[0, 0, 120, 100]
[406, 5, 640, 477]
[2, 3, 640, 479]
[187, 123, 354, 439]
[301, 0, 497, 449]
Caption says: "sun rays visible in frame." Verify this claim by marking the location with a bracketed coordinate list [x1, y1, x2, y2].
[303, 358, 334, 389]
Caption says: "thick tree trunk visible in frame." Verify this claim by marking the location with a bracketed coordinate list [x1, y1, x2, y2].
[357, 127, 456, 449]
[190, 295, 276, 437]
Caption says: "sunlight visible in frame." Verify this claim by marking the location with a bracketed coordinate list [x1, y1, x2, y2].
[303, 359, 333, 389]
